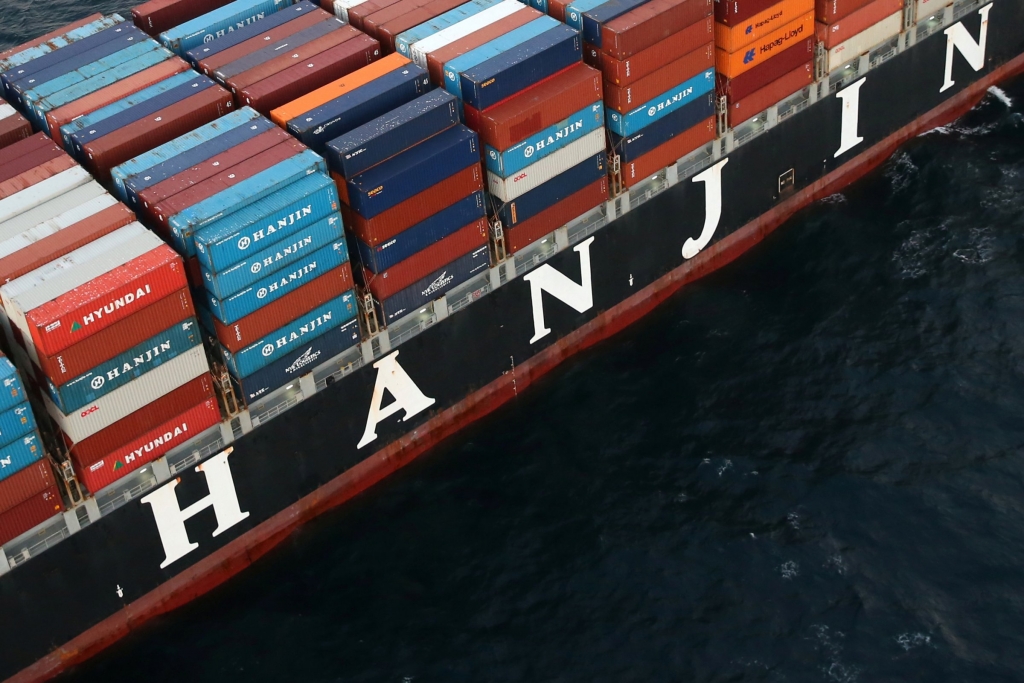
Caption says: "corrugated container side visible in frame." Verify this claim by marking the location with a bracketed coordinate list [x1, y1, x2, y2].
[604, 43, 714, 113]
[0, 484, 63, 547]
[484, 102, 604, 178]
[442, 16, 559, 98]
[0, 167, 91, 224]
[376, 0, 475, 53]
[0, 15, 105, 64]
[361, 0, 448, 38]
[0, 182, 106, 238]
[622, 115, 715, 187]
[0, 138, 63, 184]
[564, 0, 612, 31]
[348, 0, 406, 30]
[0, 403, 37, 450]
[0, 434, 44, 484]
[611, 91, 715, 163]
[0, 156, 78, 200]
[716, 36, 813, 102]
[715, 11, 814, 78]
[373, 245, 489, 323]
[186, 1, 324, 64]
[716, 0, 815, 51]
[133, 0, 236, 35]
[601, 0, 711, 59]
[409, 0, 525, 67]
[506, 176, 608, 252]
[815, 0, 902, 47]
[548, 0, 573, 20]
[0, 110, 32, 151]
[604, 31, 714, 88]
[824, 10, 900, 70]
[424, 7, 539, 83]
[579, 0, 649, 46]
[0, 358, 28, 413]
[495, 150, 605, 227]
[222, 23, 361, 92]
[487, 127, 605, 202]
[816, 0, 876, 23]
[158, 0, 293, 55]
[729, 61, 812, 124]
[335, 0, 371, 22]
[715, 0, 780, 24]
[0, 133, 54, 172]
[395, 0, 505, 56]
[605, 68, 715, 136]
[0, 459, 55, 516]
[0, 148, 66, 193]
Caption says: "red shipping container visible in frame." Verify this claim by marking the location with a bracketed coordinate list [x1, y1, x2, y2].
[0, 203, 136, 285]
[815, 0, 902, 46]
[582, 42, 602, 68]
[341, 164, 483, 244]
[425, 8, 541, 84]
[45, 58, 191, 146]
[364, 218, 488, 299]
[0, 459, 55, 516]
[507, 177, 609, 253]
[464, 64, 602, 152]
[74, 397, 222, 493]
[816, 0, 876, 23]
[348, 0, 406, 30]
[0, 484, 64, 547]
[36, 288, 194, 382]
[622, 116, 716, 188]
[209, 263, 354, 352]
[80, 87, 234, 182]
[0, 139, 63, 185]
[602, 0, 712, 59]
[66, 373, 215, 464]
[0, 155, 78, 200]
[223, 25, 361, 93]
[728, 61, 812, 125]
[715, 0, 782, 25]
[0, 134, 54, 173]
[716, 36, 813, 102]
[599, 16, 713, 86]
[549, 0, 573, 21]
[376, 0, 470, 51]
[132, 0, 236, 36]
[238, 36, 381, 114]
[26, 245, 188, 356]
[196, 9, 332, 75]
[0, 15, 103, 61]
[605, 42, 714, 113]
[0, 111, 32, 151]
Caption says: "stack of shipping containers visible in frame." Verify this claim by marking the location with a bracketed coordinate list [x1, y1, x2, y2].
[816, 0, 903, 73]
[0, 97, 32, 151]
[111, 109, 359, 405]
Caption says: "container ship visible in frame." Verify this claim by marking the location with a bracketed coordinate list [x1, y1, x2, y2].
[0, 0, 1020, 678]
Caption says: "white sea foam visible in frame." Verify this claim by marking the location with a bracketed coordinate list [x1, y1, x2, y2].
[988, 85, 1013, 108]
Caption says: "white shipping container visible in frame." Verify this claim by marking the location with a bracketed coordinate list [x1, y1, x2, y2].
[0, 194, 120, 262]
[43, 345, 210, 443]
[0, 167, 91, 224]
[827, 11, 902, 72]
[915, 0, 952, 21]
[410, 0, 526, 67]
[487, 128, 606, 202]
[334, 0, 370, 22]
[0, 181, 107, 239]
[0, 104, 15, 122]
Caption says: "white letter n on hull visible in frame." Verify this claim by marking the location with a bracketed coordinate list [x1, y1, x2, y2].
[357, 351, 435, 449]
[940, 4, 992, 93]
[524, 236, 595, 344]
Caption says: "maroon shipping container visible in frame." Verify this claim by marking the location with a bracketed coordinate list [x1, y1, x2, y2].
[209, 263, 354, 351]
[364, 218, 488, 299]
[0, 111, 32, 151]
[186, 256, 203, 289]
[0, 204, 136, 285]
[223, 25, 361, 93]
[36, 288, 194, 382]
[728, 61, 812, 125]
[348, 0, 405, 31]
[132, 0, 235, 35]
[65, 373, 215, 462]
[81, 87, 235, 182]
[213, 20, 352, 84]
[0, 459, 56, 516]
[816, 0, 876, 22]
[815, 0, 901, 46]
[425, 8, 540, 84]
[238, 36, 381, 114]
[715, 0, 782, 25]
[0, 137, 63, 183]
[582, 42, 601, 68]
[602, 0, 713, 59]
[622, 116, 715, 187]
[604, 41, 714, 113]
[376, 0, 470, 51]
[507, 177, 609, 253]
[0, 484, 64, 547]
[0, 155, 78, 200]
[464, 63, 602, 152]
[716, 36, 812, 102]
[599, 16, 713, 85]
[340, 164, 483, 244]
[196, 8, 333, 75]
[549, 0, 573, 21]
[0, 15, 103, 61]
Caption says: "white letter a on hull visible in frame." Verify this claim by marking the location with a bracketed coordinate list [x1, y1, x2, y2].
[940, 4, 992, 93]
[357, 351, 435, 449]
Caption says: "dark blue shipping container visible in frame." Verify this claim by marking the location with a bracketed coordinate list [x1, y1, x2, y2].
[213, 18, 345, 81]
[344, 124, 479, 220]
[459, 25, 582, 111]
[231, 315, 360, 404]
[326, 89, 459, 179]
[610, 92, 715, 164]
[495, 150, 605, 228]
[184, 1, 321, 66]
[355, 190, 485, 273]
[374, 245, 490, 324]
[582, 0, 650, 46]
[124, 117, 277, 209]
[286, 65, 433, 155]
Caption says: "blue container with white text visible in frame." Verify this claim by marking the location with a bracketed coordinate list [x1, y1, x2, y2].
[159, 0, 293, 56]
[605, 69, 715, 136]
[0, 403, 37, 450]
[485, 101, 603, 178]
[184, 1, 320, 65]
[0, 359, 28, 413]
[0, 435, 43, 483]
[374, 246, 490, 323]
[610, 92, 715, 164]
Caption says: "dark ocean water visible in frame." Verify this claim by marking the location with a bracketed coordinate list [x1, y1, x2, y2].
[5, 6, 1024, 683]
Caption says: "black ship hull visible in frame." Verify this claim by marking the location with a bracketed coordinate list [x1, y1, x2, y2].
[3, 3, 1023, 679]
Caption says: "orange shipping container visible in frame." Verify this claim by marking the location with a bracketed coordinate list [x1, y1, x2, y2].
[814, 0, 902, 47]
[715, 0, 814, 52]
[715, 10, 814, 78]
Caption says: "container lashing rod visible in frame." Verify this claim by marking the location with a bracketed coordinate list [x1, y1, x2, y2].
[814, 42, 828, 81]
[490, 218, 507, 263]
[609, 152, 623, 198]
[212, 360, 242, 417]
[359, 288, 381, 337]
[716, 94, 729, 137]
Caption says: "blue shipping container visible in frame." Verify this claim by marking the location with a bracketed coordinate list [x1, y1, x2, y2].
[0, 434, 43, 484]
[374, 245, 490, 324]
[44, 319, 203, 414]
[496, 150, 605, 227]
[205, 240, 349, 323]
[442, 16, 558, 98]
[0, 16, 124, 77]
[344, 124, 479, 219]
[168, 149, 326, 257]
[326, 89, 459, 179]
[193, 173, 338, 271]
[185, 1, 320, 66]
[485, 101, 602, 178]
[111, 107, 261, 199]
[213, 18, 344, 81]
[581, 0, 649, 46]
[202, 213, 343, 299]
[611, 92, 715, 164]
[394, 0, 505, 56]
[529, 0, 549, 13]
[0, 403, 37, 450]
[564, 0, 611, 30]
[287, 65, 433, 154]
[221, 291, 357, 377]
[606, 69, 715, 137]
[356, 191, 485, 272]
[159, 0, 294, 56]
[0, 359, 27, 413]
[232, 314, 360, 403]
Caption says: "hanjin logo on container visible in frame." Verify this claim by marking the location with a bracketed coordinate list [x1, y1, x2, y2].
[251, 262, 262, 274]
[91, 376, 105, 390]
[257, 287, 268, 299]
[262, 343, 275, 357]
[238, 235, 251, 250]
